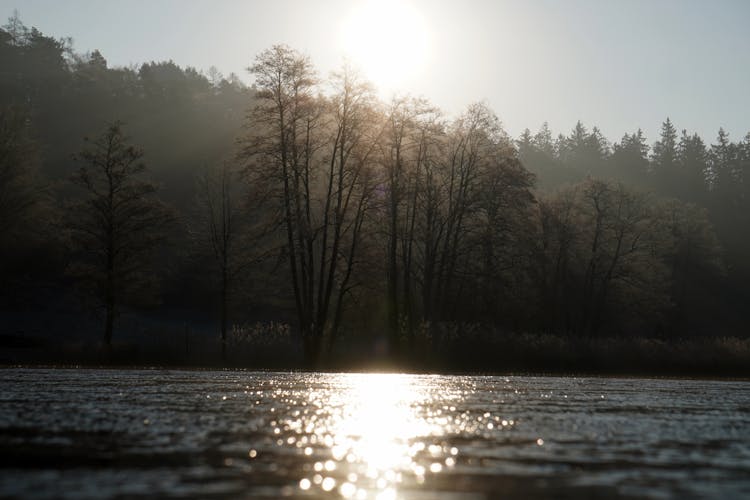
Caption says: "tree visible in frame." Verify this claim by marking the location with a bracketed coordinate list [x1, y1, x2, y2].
[533, 122, 555, 158]
[532, 188, 579, 332]
[67, 122, 172, 347]
[576, 179, 665, 336]
[658, 199, 722, 334]
[0, 106, 40, 241]
[532, 179, 669, 336]
[381, 95, 439, 353]
[676, 130, 709, 205]
[651, 117, 679, 195]
[418, 103, 535, 328]
[0, 105, 52, 301]
[193, 162, 251, 361]
[319, 66, 379, 352]
[709, 128, 740, 202]
[243, 44, 319, 362]
[516, 122, 570, 189]
[429, 103, 501, 322]
[472, 132, 535, 324]
[516, 128, 534, 159]
[561, 121, 609, 173]
[740, 132, 750, 206]
[243, 48, 377, 364]
[610, 129, 649, 187]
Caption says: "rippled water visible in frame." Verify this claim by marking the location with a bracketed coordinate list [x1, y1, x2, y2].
[0, 369, 749, 499]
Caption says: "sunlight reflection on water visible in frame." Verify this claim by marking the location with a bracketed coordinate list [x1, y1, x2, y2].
[297, 374, 452, 498]
[257, 373, 546, 499]
[1, 369, 749, 499]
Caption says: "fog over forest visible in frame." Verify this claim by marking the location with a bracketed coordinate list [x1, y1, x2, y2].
[2, 16, 749, 373]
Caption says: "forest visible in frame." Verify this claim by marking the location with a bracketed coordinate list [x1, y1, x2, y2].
[2, 16, 749, 374]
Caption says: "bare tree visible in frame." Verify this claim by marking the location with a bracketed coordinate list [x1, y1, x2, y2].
[0, 106, 41, 240]
[193, 162, 249, 360]
[430, 103, 508, 320]
[576, 179, 663, 335]
[0, 106, 52, 301]
[532, 189, 579, 332]
[658, 198, 723, 333]
[534, 179, 668, 336]
[380, 96, 439, 353]
[67, 122, 172, 347]
[320, 65, 380, 352]
[242, 47, 378, 364]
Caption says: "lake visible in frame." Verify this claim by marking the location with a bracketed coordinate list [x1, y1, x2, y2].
[0, 369, 748, 499]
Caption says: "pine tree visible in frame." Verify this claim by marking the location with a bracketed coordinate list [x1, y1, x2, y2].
[611, 129, 649, 186]
[677, 130, 709, 204]
[651, 118, 679, 195]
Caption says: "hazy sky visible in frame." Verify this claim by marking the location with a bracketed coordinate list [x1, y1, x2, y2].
[2, 0, 749, 143]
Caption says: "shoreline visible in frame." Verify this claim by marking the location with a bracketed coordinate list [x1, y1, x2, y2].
[2, 362, 749, 382]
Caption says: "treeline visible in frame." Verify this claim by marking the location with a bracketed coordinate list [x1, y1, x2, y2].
[1, 17, 749, 369]
[0, 15, 255, 356]
[517, 118, 750, 337]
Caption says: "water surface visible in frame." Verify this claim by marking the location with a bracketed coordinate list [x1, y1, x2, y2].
[0, 369, 749, 499]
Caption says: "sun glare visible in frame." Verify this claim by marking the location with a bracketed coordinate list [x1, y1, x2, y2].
[293, 373, 458, 498]
[340, 0, 430, 94]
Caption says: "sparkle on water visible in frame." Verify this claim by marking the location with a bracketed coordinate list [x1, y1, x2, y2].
[1, 369, 749, 499]
[282, 373, 467, 498]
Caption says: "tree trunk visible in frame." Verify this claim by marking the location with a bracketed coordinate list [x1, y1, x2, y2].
[105, 238, 114, 348]
[220, 268, 227, 362]
[303, 327, 322, 369]
[104, 300, 114, 348]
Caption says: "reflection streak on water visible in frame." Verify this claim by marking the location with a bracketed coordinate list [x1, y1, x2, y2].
[1, 369, 749, 500]
[279, 374, 467, 499]
[314, 374, 448, 498]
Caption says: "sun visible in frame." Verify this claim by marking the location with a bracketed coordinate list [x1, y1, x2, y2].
[340, 0, 430, 94]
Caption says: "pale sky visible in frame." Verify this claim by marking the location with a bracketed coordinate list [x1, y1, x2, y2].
[2, 0, 749, 143]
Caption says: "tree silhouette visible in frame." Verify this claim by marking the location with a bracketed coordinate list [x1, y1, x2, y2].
[611, 129, 649, 187]
[0, 106, 41, 240]
[243, 49, 378, 364]
[651, 118, 679, 195]
[381, 96, 439, 354]
[0, 105, 53, 304]
[67, 122, 172, 347]
[192, 162, 249, 361]
[2, 22, 750, 368]
[659, 199, 722, 334]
